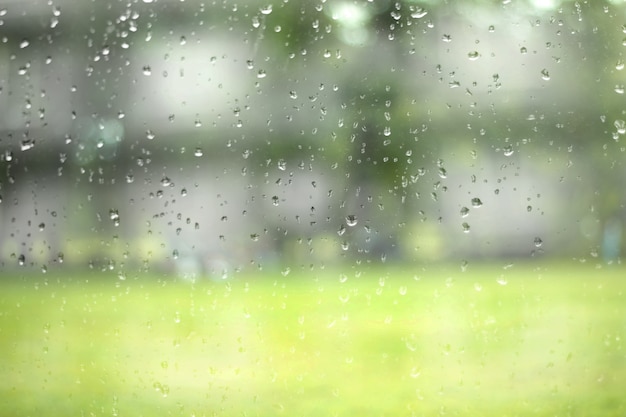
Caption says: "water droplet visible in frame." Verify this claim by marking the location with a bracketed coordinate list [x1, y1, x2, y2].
[272, 195, 279, 206]
[383, 126, 391, 136]
[277, 159, 286, 170]
[614, 85, 625, 95]
[20, 140, 35, 151]
[409, 367, 421, 378]
[346, 215, 358, 227]
[616, 60, 624, 70]
[540, 69, 550, 80]
[38, 223, 45, 231]
[520, 46, 528, 54]
[142, 66, 152, 76]
[257, 69, 267, 78]
[534, 237, 543, 247]
[260, 5, 273, 14]
[471, 198, 482, 208]
[19, 39, 30, 49]
[460, 207, 469, 218]
[615, 119, 626, 134]
[337, 224, 346, 236]
[503, 145, 514, 156]
[18, 254, 25, 266]
[462, 222, 470, 233]
[109, 209, 120, 226]
[438, 167, 447, 179]
[442, 34, 452, 42]
[410, 7, 428, 18]
[194, 148, 203, 157]
[160, 177, 173, 187]
[250, 233, 260, 241]
[468, 51, 480, 60]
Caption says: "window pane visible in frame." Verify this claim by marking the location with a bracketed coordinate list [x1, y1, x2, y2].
[1, 1, 625, 415]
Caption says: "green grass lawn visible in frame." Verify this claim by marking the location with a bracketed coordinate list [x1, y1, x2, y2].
[1, 261, 625, 416]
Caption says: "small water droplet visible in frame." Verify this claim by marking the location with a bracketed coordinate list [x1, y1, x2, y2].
[250, 233, 260, 241]
[19, 39, 30, 49]
[460, 207, 469, 217]
[18, 254, 26, 266]
[471, 198, 482, 208]
[160, 177, 173, 187]
[257, 69, 267, 78]
[346, 215, 358, 227]
[20, 140, 35, 151]
[503, 145, 514, 156]
[272, 195, 279, 206]
[468, 51, 480, 60]
[410, 7, 428, 18]
[438, 167, 447, 179]
[277, 159, 286, 170]
[194, 148, 203, 157]
[142, 66, 152, 76]
[614, 119, 626, 134]
[442, 34, 452, 42]
[540, 69, 550, 80]
[109, 209, 120, 226]
[260, 5, 273, 14]
[534, 237, 543, 247]
[520, 46, 528, 54]
[462, 222, 470, 233]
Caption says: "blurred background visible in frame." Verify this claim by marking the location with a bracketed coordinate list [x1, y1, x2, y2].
[1, 0, 625, 277]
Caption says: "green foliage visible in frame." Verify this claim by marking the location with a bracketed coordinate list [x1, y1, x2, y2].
[1, 263, 625, 416]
